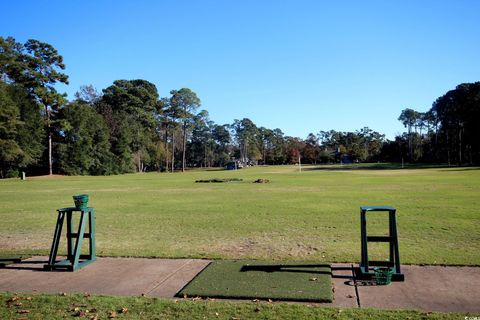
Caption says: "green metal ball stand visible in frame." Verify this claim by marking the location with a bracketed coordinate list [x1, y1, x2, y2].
[44, 207, 96, 271]
[357, 206, 405, 281]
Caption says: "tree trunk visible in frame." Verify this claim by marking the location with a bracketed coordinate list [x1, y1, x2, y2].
[182, 121, 186, 172]
[48, 132, 52, 175]
[243, 142, 248, 163]
[446, 128, 450, 166]
[204, 145, 207, 168]
[46, 106, 53, 175]
[164, 122, 169, 173]
[407, 125, 412, 160]
[458, 127, 462, 165]
[469, 145, 473, 165]
[263, 142, 266, 165]
[171, 132, 175, 172]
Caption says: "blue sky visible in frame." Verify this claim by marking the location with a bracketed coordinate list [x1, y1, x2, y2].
[2, 1, 479, 139]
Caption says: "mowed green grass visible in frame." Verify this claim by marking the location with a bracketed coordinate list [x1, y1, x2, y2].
[0, 292, 468, 320]
[0, 164, 479, 265]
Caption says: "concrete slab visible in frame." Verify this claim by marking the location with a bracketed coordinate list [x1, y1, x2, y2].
[356, 265, 480, 312]
[1, 258, 480, 313]
[147, 259, 211, 297]
[0, 256, 210, 297]
[0, 267, 20, 282]
[329, 264, 358, 308]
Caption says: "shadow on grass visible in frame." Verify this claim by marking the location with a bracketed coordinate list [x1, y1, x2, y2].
[186, 167, 225, 172]
[440, 167, 480, 171]
[301, 163, 480, 171]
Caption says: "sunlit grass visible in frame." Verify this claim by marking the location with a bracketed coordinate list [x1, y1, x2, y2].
[0, 292, 468, 320]
[1, 164, 479, 265]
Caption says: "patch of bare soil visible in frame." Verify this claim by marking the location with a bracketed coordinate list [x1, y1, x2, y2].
[213, 237, 322, 259]
[253, 179, 270, 183]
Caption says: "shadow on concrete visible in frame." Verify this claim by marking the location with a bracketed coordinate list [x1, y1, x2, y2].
[0, 259, 70, 272]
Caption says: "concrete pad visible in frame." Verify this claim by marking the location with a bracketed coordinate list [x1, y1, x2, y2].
[330, 264, 358, 308]
[0, 257, 74, 293]
[147, 259, 211, 297]
[356, 265, 480, 312]
[0, 267, 20, 282]
[2, 258, 480, 313]
[0, 256, 210, 297]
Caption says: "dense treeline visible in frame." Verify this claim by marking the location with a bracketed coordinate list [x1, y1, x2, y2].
[386, 82, 480, 165]
[1, 37, 479, 177]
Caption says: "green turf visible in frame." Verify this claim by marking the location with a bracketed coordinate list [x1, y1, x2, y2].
[0, 164, 479, 265]
[179, 260, 333, 302]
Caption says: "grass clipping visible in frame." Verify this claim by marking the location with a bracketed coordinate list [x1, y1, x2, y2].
[179, 260, 332, 302]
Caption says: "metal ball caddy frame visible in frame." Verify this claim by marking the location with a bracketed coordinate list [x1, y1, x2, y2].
[44, 195, 96, 271]
[355, 206, 405, 283]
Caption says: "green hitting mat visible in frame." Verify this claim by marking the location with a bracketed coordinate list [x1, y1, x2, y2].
[178, 260, 332, 302]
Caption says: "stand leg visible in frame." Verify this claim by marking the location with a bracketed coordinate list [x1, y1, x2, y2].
[389, 211, 394, 262]
[88, 209, 96, 260]
[66, 212, 74, 261]
[47, 211, 65, 266]
[360, 210, 369, 271]
[72, 211, 87, 271]
[391, 210, 401, 274]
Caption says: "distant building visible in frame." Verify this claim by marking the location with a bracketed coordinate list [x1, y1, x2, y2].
[225, 161, 243, 170]
[340, 154, 353, 164]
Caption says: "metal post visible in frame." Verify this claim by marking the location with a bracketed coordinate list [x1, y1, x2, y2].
[360, 209, 368, 271]
[358, 206, 404, 281]
[45, 207, 96, 271]
[88, 209, 96, 260]
[391, 209, 402, 275]
[66, 211, 74, 261]
[72, 210, 87, 271]
[47, 211, 65, 266]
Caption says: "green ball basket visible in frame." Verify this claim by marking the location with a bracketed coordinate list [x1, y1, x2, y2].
[373, 267, 393, 285]
[73, 194, 89, 209]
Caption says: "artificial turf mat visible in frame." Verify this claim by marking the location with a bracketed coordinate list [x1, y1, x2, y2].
[178, 260, 333, 302]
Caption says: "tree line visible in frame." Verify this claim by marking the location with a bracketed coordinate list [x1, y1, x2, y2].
[389, 82, 480, 165]
[1, 37, 479, 178]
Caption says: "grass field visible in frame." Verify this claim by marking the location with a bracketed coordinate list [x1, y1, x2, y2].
[1, 164, 479, 265]
[0, 292, 471, 320]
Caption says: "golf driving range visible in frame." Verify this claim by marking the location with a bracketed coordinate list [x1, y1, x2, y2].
[1, 164, 479, 319]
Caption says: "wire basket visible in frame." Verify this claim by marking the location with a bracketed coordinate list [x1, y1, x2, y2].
[373, 267, 393, 285]
[73, 194, 89, 209]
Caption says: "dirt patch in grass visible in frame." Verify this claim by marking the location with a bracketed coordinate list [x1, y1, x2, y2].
[195, 178, 243, 183]
[210, 237, 324, 260]
[27, 174, 66, 179]
[254, 179, 270, 183]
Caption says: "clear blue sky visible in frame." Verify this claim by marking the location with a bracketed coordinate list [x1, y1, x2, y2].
[2, 0, 479, 140]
